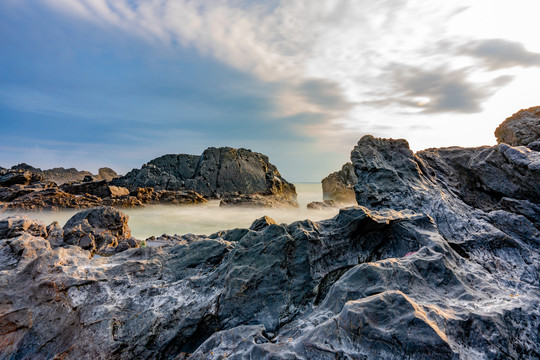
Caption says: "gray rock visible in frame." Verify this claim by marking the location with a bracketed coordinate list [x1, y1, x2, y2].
[322, 162, 358, 203]
[0, 114, 539, 359]
[62, 206, 135, 255]
[495, 106, 540, 146]
[112, 147, 297, 205]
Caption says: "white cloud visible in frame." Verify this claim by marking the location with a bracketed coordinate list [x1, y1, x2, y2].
[30, 0, 540, 151]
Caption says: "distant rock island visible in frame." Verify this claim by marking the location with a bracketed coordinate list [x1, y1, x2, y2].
[112, 147, 297, 207]
[0, 106, 538, 359]
[0, 147, 297, 211]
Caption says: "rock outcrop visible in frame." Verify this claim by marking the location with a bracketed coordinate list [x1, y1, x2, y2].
[495, 106, 540, 147]
[9, 163, 119, 184]
[61, 206, 139, 255]
[0, 111, 538, 359]
[112, 147, 297, 205]
[322, 162, 358, 203]
[0, 169, 206, 211]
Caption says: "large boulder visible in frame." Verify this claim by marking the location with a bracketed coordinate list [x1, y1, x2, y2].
[495, 106, 540, 147]
[322, 162, 358, 203]
[61, 206, 137, 255]
[112, 147, 297, 205]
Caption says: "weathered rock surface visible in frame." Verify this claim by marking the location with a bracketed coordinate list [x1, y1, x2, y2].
[61, 206, 138, 255]
[307, 199, 339, 209]
[322, 162, 358, 203]
[219, 194, 298, 208]
[0, 169, 206, 211]
[10, 163, 119, 184]
[495, 106, 540, 147]
[112, 147, 297, 205]
[0, 114, 539, 359]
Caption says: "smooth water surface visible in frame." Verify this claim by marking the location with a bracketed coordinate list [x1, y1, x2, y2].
[1, 183, 344, 239]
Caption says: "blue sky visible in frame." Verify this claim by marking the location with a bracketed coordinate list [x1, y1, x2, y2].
[1, 0, 540, 181]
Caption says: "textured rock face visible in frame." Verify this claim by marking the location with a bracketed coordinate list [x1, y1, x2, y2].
[0, 201, 538, 358]
[61, 206, 138, 255]
[495, 106, 540, 147]
[0, 117, 539, 358]
[10, 163, 119, 184]
[0, 169, 206, 211]
[112, 147, 297, 204]
[322, 162, 358, 203]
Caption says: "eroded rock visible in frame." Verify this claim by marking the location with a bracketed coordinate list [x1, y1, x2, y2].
[495, 106, 540, 147]
[322, 162, 358, 203]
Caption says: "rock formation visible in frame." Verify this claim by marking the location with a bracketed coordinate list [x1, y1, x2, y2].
[0, 169, 205, 211]
[9, 163, 119, 184]
[322, 162, 358, 203]
[112, 147, 297, 205]
[495, 105, 540, 148]
[0, 110, 538, 359]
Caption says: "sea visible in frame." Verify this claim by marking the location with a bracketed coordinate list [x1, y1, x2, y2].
[0, 183, 343, 239]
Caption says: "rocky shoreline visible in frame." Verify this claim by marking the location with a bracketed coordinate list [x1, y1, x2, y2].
[0, 107, 538, 359]
[0, 146, 298, 211]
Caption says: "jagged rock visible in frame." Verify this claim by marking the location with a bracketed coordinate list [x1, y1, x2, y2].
[112, 147, 297, 205]
[307, 199, 339, 209]
[0, 111, 539, 359]
[1, 201, 537, 359]
[62, 206, 136, 255]
[219, 194, 297, 208]
[130, 187, 206, 205]
[495, 106, 540, 147]
[322, 162, 358, 203]
[1, 188, 103, 211]
[98, 167, 118, 182]
[10, 164, 120, 184]
[249, 215, 277, 231]
[61, 180, 130, 199]
[0, 216, 48, 239]
[0, 170, 43, 187]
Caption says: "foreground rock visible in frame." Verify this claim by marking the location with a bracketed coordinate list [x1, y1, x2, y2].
[322, 162, 358, 203]
[60, 206, 139, 255]
[495, 106, 540, 148]
[112, 147, 297, 206]
[0, 110, 538, 359]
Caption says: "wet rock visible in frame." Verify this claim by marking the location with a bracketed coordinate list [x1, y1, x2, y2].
[495, 106, 540, 146]
[322, 162, 358, 203]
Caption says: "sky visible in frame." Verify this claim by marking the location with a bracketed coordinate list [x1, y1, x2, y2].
[1, 0, 539, 182]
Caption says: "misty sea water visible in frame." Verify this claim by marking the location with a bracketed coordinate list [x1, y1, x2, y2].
[1, 183, 343, 239]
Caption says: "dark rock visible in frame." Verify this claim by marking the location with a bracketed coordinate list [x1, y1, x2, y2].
[0, 170, 43, 187]
[62, 206, 135, 255]
[112, 147, 297, 205]
[322, 162, 358, 203]
[0, 216, 48, 239]
[0, 111, 539, 359]
[61, 180, 130, 199]
[307, 199, 339, 209]
[2, 188, 103, 211]
[219, 194, 298, 208]
[249, 216, 277, 231]
[495, 106, 540, 146]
